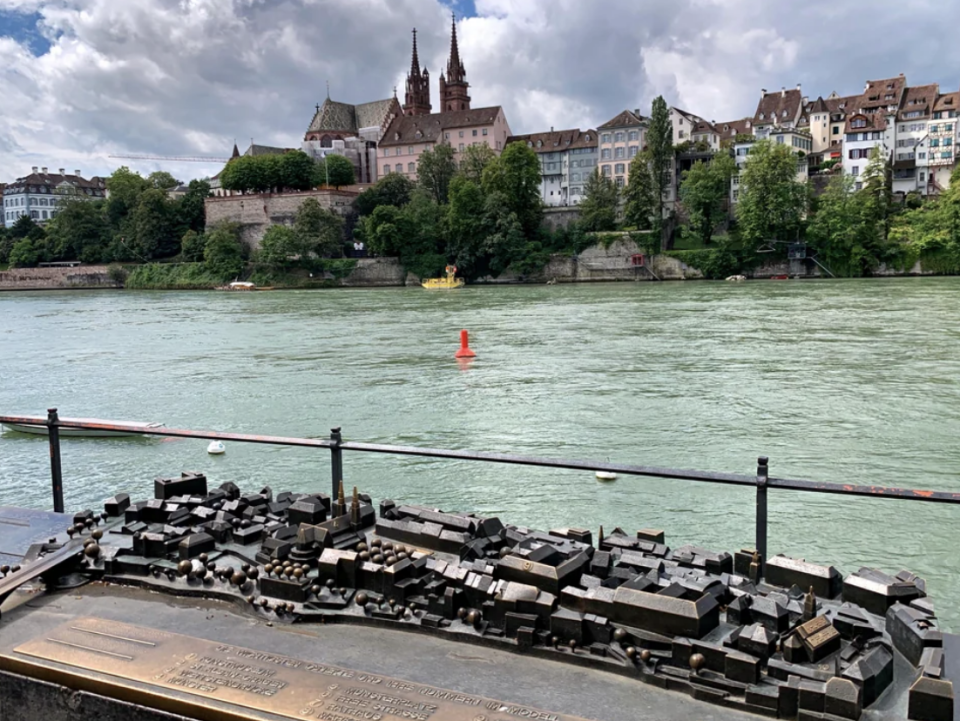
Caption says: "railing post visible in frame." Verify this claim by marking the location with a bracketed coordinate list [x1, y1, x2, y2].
[330, 427, 343, 499]
[47, 408, 64, 514]
[755, 456, 768, 576]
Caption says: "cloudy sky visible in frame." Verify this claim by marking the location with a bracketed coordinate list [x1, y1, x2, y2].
[1, 0, 958, 184]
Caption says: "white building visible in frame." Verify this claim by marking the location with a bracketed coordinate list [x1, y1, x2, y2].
[3, 168, 106, 228]
[927, 91, 960, 192]
[508, 128, 598, 206]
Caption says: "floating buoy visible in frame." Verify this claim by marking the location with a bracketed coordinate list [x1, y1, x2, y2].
[595, 471, 618, 482]
[207, 441, 226, 455]
[455, 329, 476, 359]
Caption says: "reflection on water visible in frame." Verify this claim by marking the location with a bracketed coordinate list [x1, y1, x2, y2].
[1, 280, 959, 627]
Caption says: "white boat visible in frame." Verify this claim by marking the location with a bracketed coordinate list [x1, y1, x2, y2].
[207, 441, 226, 455]
[2, 417, 165, 438]
[595, 471, 618, 481]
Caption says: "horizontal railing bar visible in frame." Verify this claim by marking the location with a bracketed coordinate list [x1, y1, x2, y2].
[3, 414, 960, 505]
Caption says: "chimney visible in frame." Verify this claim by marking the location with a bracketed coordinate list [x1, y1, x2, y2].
[761, 88, 767, 97]
[796, 83, 802, 93]
[41, 167, 47, 174]
[634, 108, 641, 116]
[59, 168, 65, 175]
[74, 169, 81, 177]
[781, 87, 786, 97]
[32, 166, 38, 173]
[551, 126, 554, 132]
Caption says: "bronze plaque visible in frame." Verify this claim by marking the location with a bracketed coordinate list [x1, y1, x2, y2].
[0, 617, 590, 721]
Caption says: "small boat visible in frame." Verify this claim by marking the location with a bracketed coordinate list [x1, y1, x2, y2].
[207, 441, 226, 455]
[595, 471, 618, 482]
[422, 265, 465, 290]
[770, 275, 790, 281]
[2, 417, 165, 438]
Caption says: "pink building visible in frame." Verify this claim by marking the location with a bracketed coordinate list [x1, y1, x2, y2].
[377, 107, 513, 181]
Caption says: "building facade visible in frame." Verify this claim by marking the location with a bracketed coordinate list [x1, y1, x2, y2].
[3, 168, 106, 228]
[507, 129, 598, 206]
[597, 110, 645, 189]
[928, 91, 960, 191]
[752, 86, 805, 138]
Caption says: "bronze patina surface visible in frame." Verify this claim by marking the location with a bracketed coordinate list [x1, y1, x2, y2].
[0, 617, 587, 721]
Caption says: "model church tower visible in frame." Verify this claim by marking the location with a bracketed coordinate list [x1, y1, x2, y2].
[439, 14, 471, 113]
[403, 29, 432, 116]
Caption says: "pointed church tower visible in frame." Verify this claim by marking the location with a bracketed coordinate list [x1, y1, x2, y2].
[404, 29, 432, 116]
[440, 13, 471, 113]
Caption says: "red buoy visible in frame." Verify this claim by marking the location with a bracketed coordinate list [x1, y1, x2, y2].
[455, 329, 476, 359]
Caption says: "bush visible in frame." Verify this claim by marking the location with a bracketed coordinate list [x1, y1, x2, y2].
[125, 263, 225, 289]
[9, 238, 42, 267]
[665, 248, 743, 279]
[107, 265, 130, 286]
[204, 225, 245, 280]
[180, 230, 207, 262]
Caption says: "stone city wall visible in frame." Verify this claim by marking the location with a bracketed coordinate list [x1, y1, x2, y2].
[205, 190, 359, 250]
[0, 265, 119, 290]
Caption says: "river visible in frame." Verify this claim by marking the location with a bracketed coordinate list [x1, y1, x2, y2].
[1, 280, 959, 627]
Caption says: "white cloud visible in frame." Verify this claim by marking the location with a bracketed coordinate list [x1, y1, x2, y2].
[0, 0, 958, 183]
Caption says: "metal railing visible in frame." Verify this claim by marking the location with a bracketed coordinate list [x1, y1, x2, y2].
[5, 408, 960, 570]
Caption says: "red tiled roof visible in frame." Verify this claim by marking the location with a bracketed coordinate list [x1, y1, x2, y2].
[598, 109, 644, 129]
[379, 106, 503, 147]
[897, 84, 939, 120]
[934, 91, 960, 113]
[753, 88, 803, 125]
[507, 128, 597, 152]
[716, 118, 753, 138]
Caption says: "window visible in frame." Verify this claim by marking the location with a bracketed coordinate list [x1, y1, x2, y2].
[615, 132, 624, 143]
[732, 189, 739, 201]
[903, 111, 923, 119]
[395, 148, 402, 156]
[944, 138, 954, 146]
[601, 165, 612, 177]
[459, 143, 465, 152]
[943, 151, 954, 160]
[628, 131, 639, 141]
[899, 125, 906, 132]
[629, 146, 638, 158]
[920, 172, 926, 182]
[383, 149, 388, 157]
[601, 149, 611, 160]
[572, 173, 581, 182]
[601, 133, 611, 144]
[851, 118, 867, 129]
[947, 124, 955, 133]
[931, 139, 940, 148]
[615, 147, 625, 159]
[851, 166, 859, 177]
[833, 126, 840, 135]
[408, 163, 415, 173]
[919, 152, 927, 159]
[615, 177, 624, 188]
[459, 131, 464, 138]
[408, 147, 414, 155]
[384, 164, 390, 173]
[678, 130, 686, 139]
[855, 182, 863, 191]
[776, 135, 785, 144]
[42, 210, 48, 219]
[733, 175, 740, 186]
[615, 163, 625, 174]
[481, 128, 488, 136]
[444, 133, 450, 140]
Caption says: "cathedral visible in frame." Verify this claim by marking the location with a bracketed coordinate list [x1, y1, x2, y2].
[404, 14, 471, 116]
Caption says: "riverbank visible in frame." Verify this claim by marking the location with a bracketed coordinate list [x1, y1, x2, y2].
[0, 239, 940, 291]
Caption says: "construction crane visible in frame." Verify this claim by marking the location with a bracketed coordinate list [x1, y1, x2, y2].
[109, 154, 230, 163]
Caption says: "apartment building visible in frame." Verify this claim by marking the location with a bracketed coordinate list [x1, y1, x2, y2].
[597, 110, 645, 189]
[3, 168, 107, 228]
[507, 128, 598, 207]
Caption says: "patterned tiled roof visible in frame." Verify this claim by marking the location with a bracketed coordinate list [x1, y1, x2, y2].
[507, 128, 598, 152]
[897, 84, 939, 120]
[860, 76, 906, 110]
[824, 94, 860, 116]
[598, 109, 644, 130]
[5, 172, 106, 194]
[307, 97, 399, 135]
[754, 89, 803, 126]
[716, 118, 753, 139]
[934, 91, 960, 113]
[379, 106, 502, 147]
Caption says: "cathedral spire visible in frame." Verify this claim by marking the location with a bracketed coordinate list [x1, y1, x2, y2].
[440, 12, 470, 113]
[447, 13, 464, 81]
[404, 27, 431, 116]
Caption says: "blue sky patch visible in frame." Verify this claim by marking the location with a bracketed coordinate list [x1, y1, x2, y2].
[0, 10, 52, 55]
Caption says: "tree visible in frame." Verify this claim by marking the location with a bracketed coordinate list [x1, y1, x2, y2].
[9, 238, 43, 267]
[458, 144, 497, 183]
[648, 95, 674, 252]
[180, 230, 207, 262]
[279, 151, 318, 191]
[105, 167, 149, 227]
[418, 144, 458, 204]
[623, 150, 656, 231]
[355, 173, 414, 216]
[861, 146, 893, 238]
[447, 176, 488, 276]
[176, 179, 211, 236]
[9, 214, 45, 241]
[579, 170, 619, 232]
[44, 198, 109, 263]
[481, 191, 527, 276]
[134, 188, 178, 258]
[807, 175, 889, 276]
[319, 154, 356, 189]
[481, 142, 543, 237]
[294, 198, 344, 257]
[203, 224, 245, 280]
[678, 152, 736, 246]
[258, 225, 306, 269]
[147, 171, 180, 191]
[736, 140, 807, 248]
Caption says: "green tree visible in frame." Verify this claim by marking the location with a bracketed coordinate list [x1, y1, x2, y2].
[861, 146, 893, 237]
[736, 139, 807, 248]
[279, 151, 318, 191]
[579, 169, 619, 232]
[147, 171, 180, 191]
[0, 229, 12, 265]
[44, 198, 109, 263]
[106, 167, 149, 227]
[446, 176, 488, 276]
[648, 95, 674, 251]
[220, 156, 262, 194]
[807, 175, 888, 276]
[258, 225, 306, 269]
[678, 152, 736, 246]
[418, 144, 458, 204]
[134, 188, 178, 258]
[481, 142, 543, 237]
[9, 214, 45, 241]
[355, 173, 415, 216]
[176, 179, 211, 236]
[204, 224, 245, 280]
[180, 230, 207, 262]
[294, 198, 344, 258]
[623, 150, 656, 231]
[318, 154, 356, 189]
[9, 238, 43, 267]
[458, 144, 498, 183]
[481, 191, 527, 276]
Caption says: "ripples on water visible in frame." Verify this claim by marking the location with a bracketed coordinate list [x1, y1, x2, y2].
[1, 280, 959, 627]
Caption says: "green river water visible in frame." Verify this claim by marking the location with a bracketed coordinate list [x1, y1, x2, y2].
[1, 280, 959, 627]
